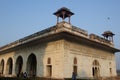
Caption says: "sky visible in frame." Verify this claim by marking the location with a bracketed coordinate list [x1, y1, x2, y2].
[0, 0, 120, 69]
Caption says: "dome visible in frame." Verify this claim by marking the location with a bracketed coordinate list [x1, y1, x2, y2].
[102, 31, 115, 37]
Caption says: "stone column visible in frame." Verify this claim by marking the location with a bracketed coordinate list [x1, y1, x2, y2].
[12, 59, 16, 77]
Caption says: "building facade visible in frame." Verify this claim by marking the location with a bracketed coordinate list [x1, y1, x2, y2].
[0, 7, 119, 79]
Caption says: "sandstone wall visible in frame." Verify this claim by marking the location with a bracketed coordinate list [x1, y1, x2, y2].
[63, 40, 116, 78]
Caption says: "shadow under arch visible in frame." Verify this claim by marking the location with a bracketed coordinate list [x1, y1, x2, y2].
[6, 57, 13, 74]
[0, 59, 4, 74]
[26, 53, 37, 77]
[15, 56, 23, 77]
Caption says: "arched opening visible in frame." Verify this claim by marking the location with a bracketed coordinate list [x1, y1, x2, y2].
[47, 58, 51, 64]
[6, 58, 13, 74]
[73, 57, 77, 75]
[15, 56, 23, 77]
[27, 54, 37, 77]
[74, 57, 77, 64]
[46, 57, 52, 77]
[109, 68, 112, 76]
[92, 60, 100, 77]
[109, 62, 112, 76]
[0, 59, 4, 74]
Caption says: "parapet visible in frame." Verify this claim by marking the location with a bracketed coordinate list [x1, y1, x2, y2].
[55, 21, 88, 38]
[89, 34, 114, 47]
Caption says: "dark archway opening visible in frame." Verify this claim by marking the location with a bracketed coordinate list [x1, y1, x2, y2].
[15, 56, 23, 77]
[92, 60, 100, 77]
[0, 59, 4, 74]
[27, 54, 37, 77]
[7, 58, 13, 74]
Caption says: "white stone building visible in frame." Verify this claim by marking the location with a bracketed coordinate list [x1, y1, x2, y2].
[0, 7, 119, 79]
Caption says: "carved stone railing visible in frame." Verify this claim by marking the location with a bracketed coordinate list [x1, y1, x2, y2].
[72, 26, 88, 37]
[89, 34, 113, 47]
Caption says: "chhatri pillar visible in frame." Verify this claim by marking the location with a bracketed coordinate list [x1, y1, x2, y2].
[53, 7, 74, 24]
